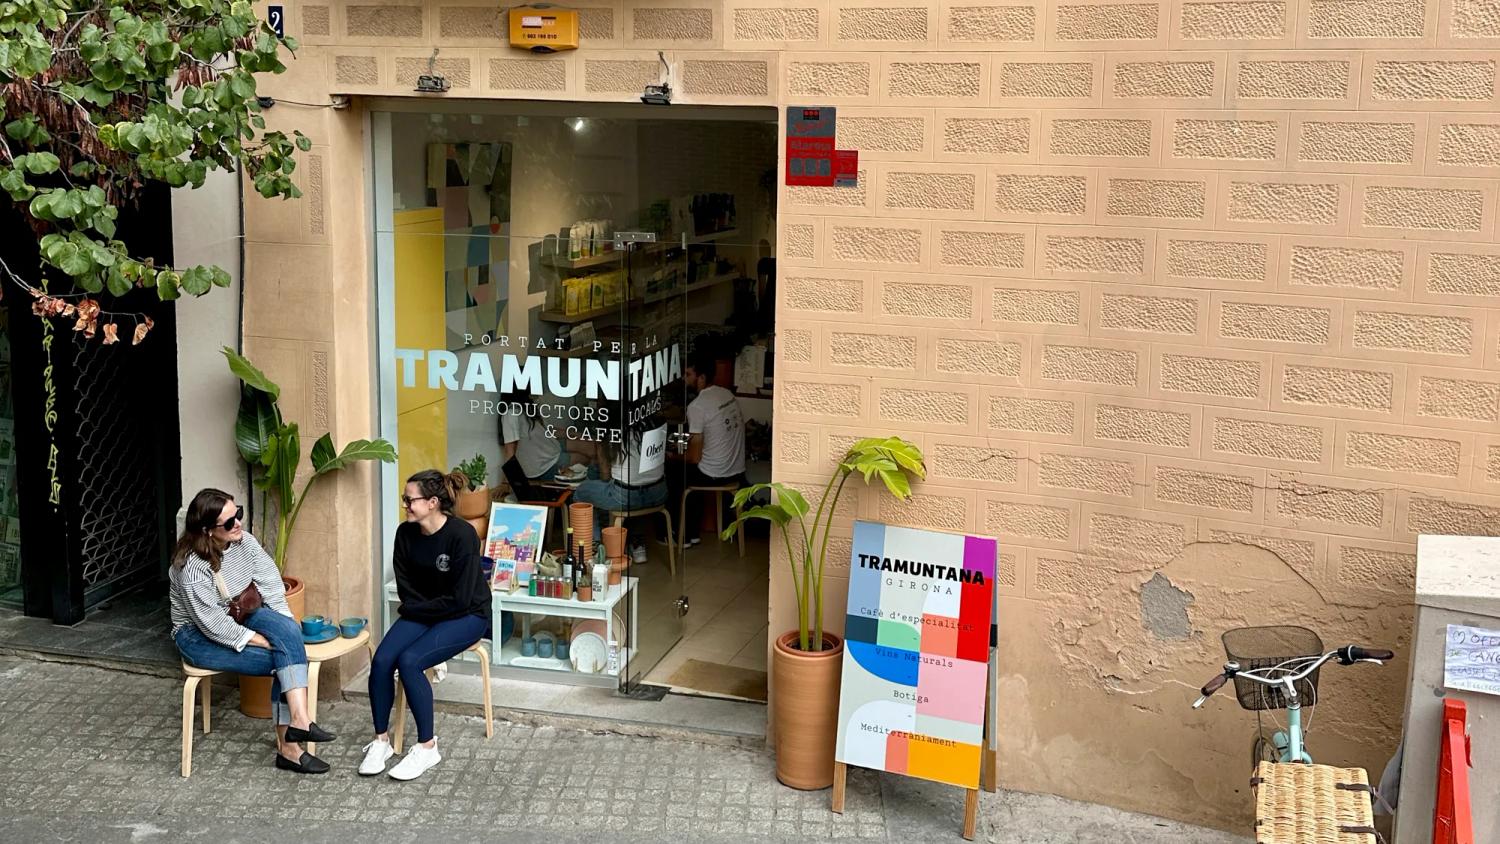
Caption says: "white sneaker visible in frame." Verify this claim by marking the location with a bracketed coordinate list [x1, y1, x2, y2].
[630, 544, 648, 564]
[358, 739, 394, 776]
[388, 743, 441, 781]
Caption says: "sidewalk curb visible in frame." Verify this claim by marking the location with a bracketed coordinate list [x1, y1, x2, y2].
[339, 686, 770, 752]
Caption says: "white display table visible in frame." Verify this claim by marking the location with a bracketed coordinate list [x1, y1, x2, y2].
[382, 577, 639, 689]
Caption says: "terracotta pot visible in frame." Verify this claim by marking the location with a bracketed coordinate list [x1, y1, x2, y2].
[771, 630, 844, 790]
[238, 576, 305, 719]
[577, 583, 593, 602]
[601, 526, 627, 558]
[456, 486, 491, 520]
[608, 556, 626, 585]
[465, 516, 487, 539]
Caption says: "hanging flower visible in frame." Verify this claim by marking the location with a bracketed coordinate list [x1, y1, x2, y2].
[102, 323, 120, 344]
[132, 317, 155, 346]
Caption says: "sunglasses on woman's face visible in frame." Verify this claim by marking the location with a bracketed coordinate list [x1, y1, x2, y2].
[215, 506, 245, 530]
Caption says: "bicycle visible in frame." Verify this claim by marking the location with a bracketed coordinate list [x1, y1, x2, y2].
[1193, 626, 1394, 843]
[1194, 625, 1393, 766]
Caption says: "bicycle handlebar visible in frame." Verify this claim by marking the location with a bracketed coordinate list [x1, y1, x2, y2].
[1193, 643, 1394, 709]
[1340, 645, 1394, 664]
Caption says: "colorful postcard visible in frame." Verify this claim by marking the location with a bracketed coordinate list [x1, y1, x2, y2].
[485, 502, 546, 590]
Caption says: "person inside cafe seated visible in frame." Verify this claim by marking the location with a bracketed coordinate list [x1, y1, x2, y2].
[360, 469, 490, 781]
[572, 416, 669, 551]
[169, 488, 336, 774]
[668, 350, 747, 547]
[498, 388, 569, 482]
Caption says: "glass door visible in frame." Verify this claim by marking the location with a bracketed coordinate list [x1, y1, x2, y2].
[608, 232, 690, 689]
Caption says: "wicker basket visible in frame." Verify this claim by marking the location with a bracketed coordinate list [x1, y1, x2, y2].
[1223, 625, 1325, 711]
[1252, 762, 1378, 844]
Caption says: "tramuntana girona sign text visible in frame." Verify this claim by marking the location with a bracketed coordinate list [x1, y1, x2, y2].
[836, 521, 997, 790]
[394, 335, 681, 444]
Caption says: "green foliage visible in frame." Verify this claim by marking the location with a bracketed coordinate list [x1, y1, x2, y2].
[1, 0, 307, 329]
[223, 348, 397, 571]
[723, 437, 926, 652]
[453, 454, 488, 491]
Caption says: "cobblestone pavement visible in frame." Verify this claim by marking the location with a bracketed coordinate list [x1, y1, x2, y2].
[0, 656, 1247, 843]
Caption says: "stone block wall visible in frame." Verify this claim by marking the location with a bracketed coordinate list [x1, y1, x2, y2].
[242, 0, 1500, 831]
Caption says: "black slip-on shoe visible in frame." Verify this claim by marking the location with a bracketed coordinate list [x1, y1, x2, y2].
[284, 722, 336, 744]
[274, 751, 331, 774]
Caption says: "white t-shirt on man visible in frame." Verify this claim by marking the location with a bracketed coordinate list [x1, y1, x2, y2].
[501, 413, 559, 479]
[687, 385, 745, 478]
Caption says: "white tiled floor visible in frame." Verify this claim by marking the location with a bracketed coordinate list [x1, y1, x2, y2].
[631, 526, 771, 697]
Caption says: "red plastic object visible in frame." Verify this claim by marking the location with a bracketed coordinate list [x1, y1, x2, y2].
[1433, 698, 1473, 844]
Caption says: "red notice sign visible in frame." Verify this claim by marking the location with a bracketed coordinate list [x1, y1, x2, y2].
[786, 106, 836, 186]
[833, 150, 858, 187]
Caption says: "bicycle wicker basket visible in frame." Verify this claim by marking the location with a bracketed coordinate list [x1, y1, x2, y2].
[1222, 626, 1324, 712]
[1252, 761, 1377, 844]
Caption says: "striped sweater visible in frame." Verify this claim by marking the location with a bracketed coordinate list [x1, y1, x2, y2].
[169, 533, 292, 651]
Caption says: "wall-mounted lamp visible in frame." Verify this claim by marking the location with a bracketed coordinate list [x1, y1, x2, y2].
[415, 74, 450, 94]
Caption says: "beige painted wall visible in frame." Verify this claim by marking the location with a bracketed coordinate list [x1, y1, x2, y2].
[242, 0, 1500, 831]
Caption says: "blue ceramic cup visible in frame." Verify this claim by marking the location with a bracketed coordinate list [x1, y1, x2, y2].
[301, 615, 327, 636]
[556, 641, 570, 661]
[339, 617, 367, 638]
[520, 636, 537, 657]
[537, 638, 554, 659]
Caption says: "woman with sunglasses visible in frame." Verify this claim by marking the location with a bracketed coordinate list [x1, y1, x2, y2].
[169, 488, 335, 774]
[360, 469, 490, 781]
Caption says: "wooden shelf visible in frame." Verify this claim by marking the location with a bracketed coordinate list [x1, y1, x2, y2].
[539, 271, 739, 324]
[538, 229, 742, 272]
[540, 251, 622, 271]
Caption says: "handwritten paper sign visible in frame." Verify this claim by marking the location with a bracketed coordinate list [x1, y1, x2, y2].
[1444, 623, 1500, 696]
[835, 521, 996, 789]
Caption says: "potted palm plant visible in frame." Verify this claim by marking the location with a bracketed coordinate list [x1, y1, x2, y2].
[724, 436, 925, 789]
[224, 348, 397, 716]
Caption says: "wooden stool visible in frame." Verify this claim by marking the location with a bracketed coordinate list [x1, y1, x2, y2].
[609, 505, 676, 574]
[391, 640, 493, 753]
[179, 628, 373, 777]
[679, 484, 745, 563]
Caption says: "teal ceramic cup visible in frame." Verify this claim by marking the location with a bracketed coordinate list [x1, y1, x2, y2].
[339, 617, 367, 638]
[301, 615, 328, 636]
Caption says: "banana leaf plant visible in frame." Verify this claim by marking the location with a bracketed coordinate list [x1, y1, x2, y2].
[223, 347, 397, 571]
[723, 437, 925, 652]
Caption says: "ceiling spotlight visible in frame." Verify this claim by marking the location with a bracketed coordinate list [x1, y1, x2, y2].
[567, 116, 588, 133]
[415, 74, 450, 94]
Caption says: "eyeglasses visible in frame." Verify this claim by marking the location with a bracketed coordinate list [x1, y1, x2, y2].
[215, 506, 244, 531]
[401, 494, 435, 508]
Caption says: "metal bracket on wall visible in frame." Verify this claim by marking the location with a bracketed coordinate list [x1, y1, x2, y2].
[613, 231, 657, 250]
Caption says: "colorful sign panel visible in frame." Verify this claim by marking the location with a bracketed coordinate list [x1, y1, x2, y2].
[835, 521, 997, 789]
[785, 107, 836, 186]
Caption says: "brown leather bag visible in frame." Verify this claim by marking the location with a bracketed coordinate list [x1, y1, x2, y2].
[213, 569, 263, 625]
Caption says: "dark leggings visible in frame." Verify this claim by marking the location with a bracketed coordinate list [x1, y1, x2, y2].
[370, 614, 487, 743]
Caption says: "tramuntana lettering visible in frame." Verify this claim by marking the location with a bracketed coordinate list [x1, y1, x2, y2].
[394, 342, 681, 404]
[856, 554, 987, 586]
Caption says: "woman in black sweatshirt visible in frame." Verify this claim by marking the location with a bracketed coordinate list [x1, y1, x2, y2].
[360, 469, 491, 781]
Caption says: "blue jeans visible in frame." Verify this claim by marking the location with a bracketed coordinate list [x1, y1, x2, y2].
[370, 614, 487, 743]
[572, 479, 667, 539]
[174, 608, 308, 726]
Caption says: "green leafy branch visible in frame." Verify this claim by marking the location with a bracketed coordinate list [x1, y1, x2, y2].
[1, 0, 312, 340]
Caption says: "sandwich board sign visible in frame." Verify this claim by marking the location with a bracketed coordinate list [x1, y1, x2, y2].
[833, 520, 998, 838]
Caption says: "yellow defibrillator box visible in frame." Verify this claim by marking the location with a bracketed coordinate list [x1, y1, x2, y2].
[508, 7, 579, 52]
